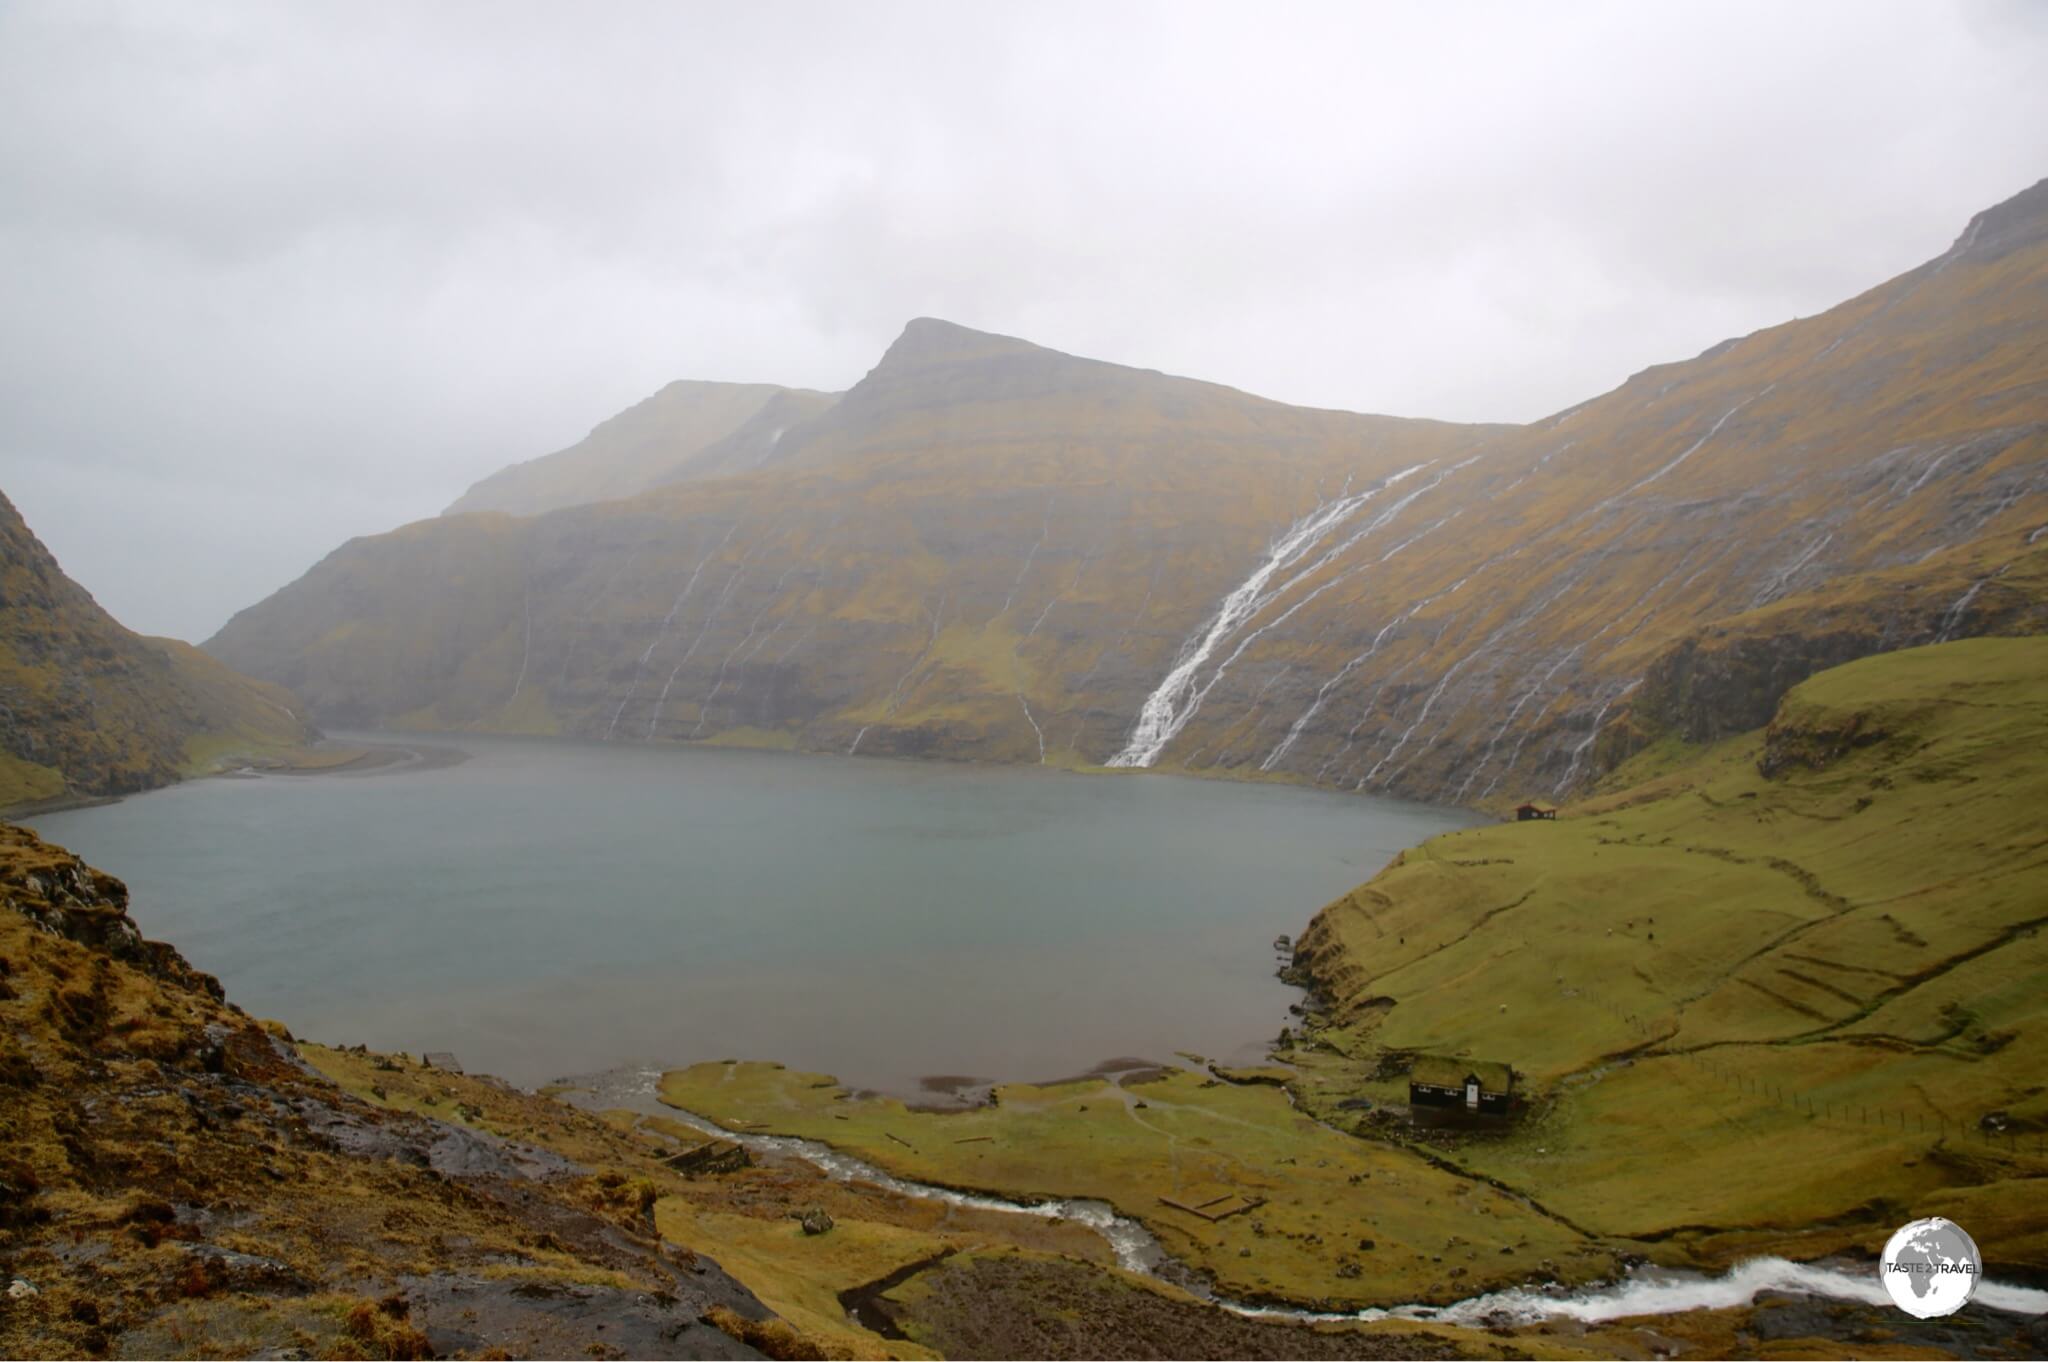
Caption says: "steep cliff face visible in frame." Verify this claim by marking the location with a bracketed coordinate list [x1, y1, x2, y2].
[209, 182, 2048, 805]
[0, 492, 315, 809]
[1616, 531, 2048, 754]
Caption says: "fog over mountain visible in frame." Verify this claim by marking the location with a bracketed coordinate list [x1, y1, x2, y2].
[1, 0, 2045, 641]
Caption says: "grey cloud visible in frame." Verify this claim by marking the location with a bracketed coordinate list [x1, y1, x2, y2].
[1, 0, 2044, 640]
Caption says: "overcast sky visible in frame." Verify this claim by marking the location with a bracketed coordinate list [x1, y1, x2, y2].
[2, 1, 2044, 642]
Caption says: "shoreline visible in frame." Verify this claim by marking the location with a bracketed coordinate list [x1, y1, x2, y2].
[0, 737, 472, 823]
[223, 736, 472, 779]
[319, 719, 1498, 820]
[555, 1064, 2048, 1326]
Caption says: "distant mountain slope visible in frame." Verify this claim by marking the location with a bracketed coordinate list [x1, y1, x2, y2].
[211, 321, 1488, 746]
[1139, 177, 2048, 801]
[444, 379, 839, 516]
[0, 491, 314, 809]
[673, 386, 842, 483]
[210, 182, 2048, 805]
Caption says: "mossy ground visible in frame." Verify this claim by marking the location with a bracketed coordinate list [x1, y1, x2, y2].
[1286, 638, 2048, 1276]
[659, 1060, 1607, 1310]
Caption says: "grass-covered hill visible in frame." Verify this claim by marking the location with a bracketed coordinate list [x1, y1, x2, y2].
[0, 491, 315, 811]
[207, 180, 2048, 806]
[1285, 636, 2048, 1276]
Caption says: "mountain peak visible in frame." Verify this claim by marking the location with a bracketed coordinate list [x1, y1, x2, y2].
[871, 317, 1053, 373]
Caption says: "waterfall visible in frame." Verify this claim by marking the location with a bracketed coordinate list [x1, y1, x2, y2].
[1108, 466, 1431, 768]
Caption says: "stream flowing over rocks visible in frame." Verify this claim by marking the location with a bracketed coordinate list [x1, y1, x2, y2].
[566, 1068, 2048, 1329]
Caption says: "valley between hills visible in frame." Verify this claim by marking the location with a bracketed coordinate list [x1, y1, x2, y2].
[2, 180, 2047, 1360]
[4, 637, 2045, 1358]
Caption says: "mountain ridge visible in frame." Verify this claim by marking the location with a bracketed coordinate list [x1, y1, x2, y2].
[444, 378, 842, 517]
[207, 180, 2048, 806]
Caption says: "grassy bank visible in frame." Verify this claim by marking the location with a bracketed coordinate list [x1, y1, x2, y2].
[1286, 637, 2048, 1274]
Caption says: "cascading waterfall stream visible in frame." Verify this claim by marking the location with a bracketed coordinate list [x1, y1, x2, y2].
[1457, 535, 1707, 801]
[604, 524, 739, 740]
[1261, 566, 1478, 774]
[851, 593, 948, 756]
[1108, 465, 1431, 769]
[1016, 691, 1047, 762]
[1936, 578, 1988, 642]
[690, 563, 802, 737]
[651, 559, 752, 737]
[565, 1069, 2048, 1329]
[505, 591, 533, 707]
[1553, 680, 1641, 794]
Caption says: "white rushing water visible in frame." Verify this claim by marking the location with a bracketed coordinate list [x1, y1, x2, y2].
[1936, 578, 1987, 643]
[1109, 466, 1430, 768]
[576, 1069, 2048, 1329]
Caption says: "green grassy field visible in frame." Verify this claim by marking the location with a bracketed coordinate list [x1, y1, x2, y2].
[660, 1060, 1610, 1310]
[1288, 637, 2048, 1273]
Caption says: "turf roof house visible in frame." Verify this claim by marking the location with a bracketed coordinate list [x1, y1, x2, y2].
[1409, 1057, 1515, 1115]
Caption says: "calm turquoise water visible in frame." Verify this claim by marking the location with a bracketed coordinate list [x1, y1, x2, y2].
[26, 736, 1469, 1093]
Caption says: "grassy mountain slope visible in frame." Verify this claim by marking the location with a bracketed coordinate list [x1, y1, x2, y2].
[444, 380, 840, 517]
[209, 321, 1490, 756]
[1284, 636, 2048, 1274]
[210, 182, 2048, 805]
[1135, 179, 2048, 801]
[0, 491, 315, 810]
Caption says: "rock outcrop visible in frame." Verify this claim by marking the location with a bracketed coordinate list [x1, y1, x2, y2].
[0, 822, 786, 1359]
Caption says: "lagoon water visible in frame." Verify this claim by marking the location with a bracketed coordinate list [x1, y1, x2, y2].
[27, 736, 1470, 1093]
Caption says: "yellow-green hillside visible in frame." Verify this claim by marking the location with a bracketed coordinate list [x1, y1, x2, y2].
[207, 182, 2048, 805]
[1287, 636, 2048, 1273]
[0, 490, 316, 810]
[659, 1059, 1612, 1312]
[209, 319, 1488, 756]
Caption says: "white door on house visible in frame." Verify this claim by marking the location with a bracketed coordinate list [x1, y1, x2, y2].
[1464, 1079, 1480, 1110]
